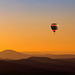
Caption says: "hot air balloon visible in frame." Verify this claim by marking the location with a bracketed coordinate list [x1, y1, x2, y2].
[51, 23, 59, 34]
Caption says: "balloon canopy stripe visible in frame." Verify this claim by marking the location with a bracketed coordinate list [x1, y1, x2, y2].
[52, 30, 57, 31]
[51, 25, 58, 26]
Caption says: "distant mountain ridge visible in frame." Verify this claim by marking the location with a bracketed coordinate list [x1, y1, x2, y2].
[0, 50, 75, 60]
[24, 53, 75, 59]
[0, 50, 30, 60]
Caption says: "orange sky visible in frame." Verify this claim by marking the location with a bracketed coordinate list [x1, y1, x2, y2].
[0, 0, 75, 54]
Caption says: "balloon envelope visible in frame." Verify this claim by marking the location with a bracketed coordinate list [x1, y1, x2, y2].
[51, 23, 59, 32]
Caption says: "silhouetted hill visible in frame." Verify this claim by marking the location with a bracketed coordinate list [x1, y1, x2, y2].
[25, 53, 75, 59]
[0, 57, 75, 74]
[28, 57, 53, 63]
[0, 50, 30, 60]
[45, 54, 75, 59]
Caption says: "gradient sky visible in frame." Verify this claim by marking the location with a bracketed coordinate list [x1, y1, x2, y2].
[0, 0, 75, 54]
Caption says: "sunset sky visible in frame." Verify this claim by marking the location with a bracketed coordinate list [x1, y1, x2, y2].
[0, 0, 75, 54]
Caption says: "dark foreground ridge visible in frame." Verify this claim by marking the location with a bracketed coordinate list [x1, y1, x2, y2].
[0, 57, 75, 74]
